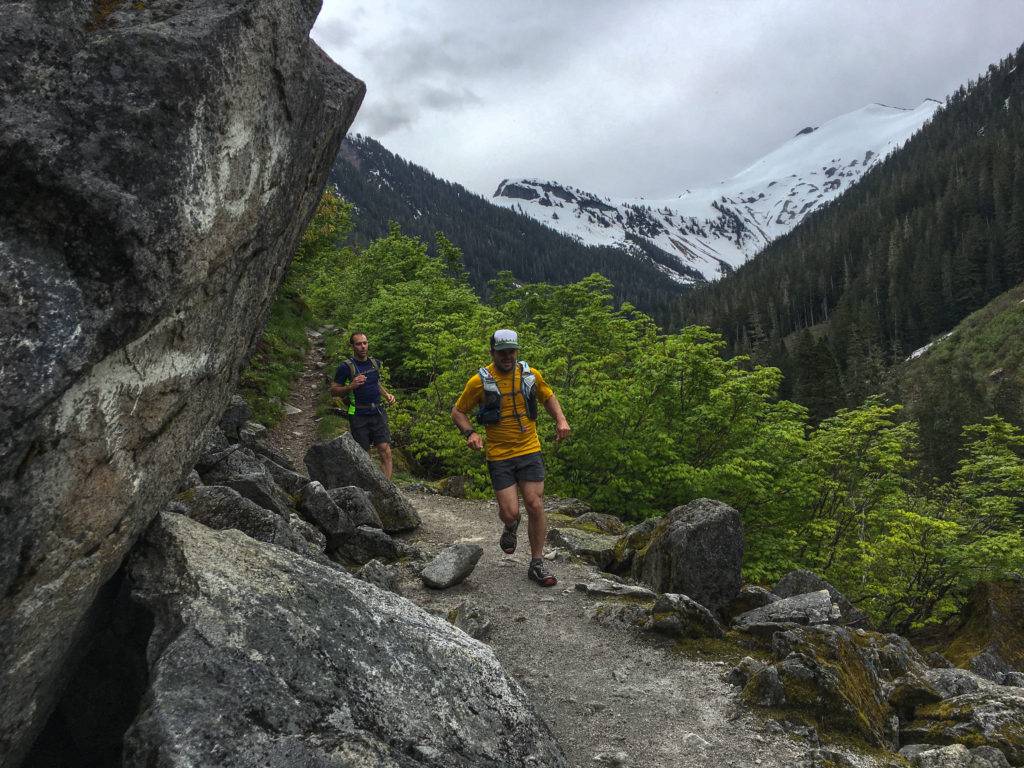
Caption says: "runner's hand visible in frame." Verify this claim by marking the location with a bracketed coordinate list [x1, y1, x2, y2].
[554, 419, 571, 442]
[385, 392, 396, 406]
[466, 432, 483, 452]
[352, 374, 367, 388]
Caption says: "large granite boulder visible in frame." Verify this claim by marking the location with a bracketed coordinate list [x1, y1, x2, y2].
[124, 513, 564, 766]
[305, 434, 420, 532]
[0, 0, 363, 759]
[632, 498, 744, 614]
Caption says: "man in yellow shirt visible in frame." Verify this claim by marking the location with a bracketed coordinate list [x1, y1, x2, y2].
[451, 329, 570, 586]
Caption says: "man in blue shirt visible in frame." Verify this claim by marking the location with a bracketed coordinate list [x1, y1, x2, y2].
[331, 332, 397, 478]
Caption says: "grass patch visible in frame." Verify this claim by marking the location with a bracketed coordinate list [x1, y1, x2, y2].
[239, 293, 311, 426]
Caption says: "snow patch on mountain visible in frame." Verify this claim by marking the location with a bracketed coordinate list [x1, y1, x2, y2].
[493, 100, 941, 283]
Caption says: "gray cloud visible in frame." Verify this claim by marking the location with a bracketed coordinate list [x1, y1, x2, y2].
[313, 1, 1024, 198]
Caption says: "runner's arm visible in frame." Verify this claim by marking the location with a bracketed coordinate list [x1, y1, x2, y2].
[543, 393, 571, 441]
[379, 382, 396, 405]
[451, 406, 483, 451]
[330, 376, 365, 397]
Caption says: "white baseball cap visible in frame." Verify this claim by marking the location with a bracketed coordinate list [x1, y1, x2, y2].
[491, 328, 519, 350]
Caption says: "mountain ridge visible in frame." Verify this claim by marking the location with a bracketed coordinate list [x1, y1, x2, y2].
[327, 135, 691, 327]
[493, 100, 941, 283]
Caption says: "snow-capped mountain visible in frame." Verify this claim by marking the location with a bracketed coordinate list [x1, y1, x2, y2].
[493, 100, 941, 283]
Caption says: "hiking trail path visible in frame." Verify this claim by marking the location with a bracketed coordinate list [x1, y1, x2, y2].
[266, 331, 878, 768]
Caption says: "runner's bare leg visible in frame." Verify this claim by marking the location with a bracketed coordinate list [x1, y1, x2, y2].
[375, 442, 393, 479]
[520, 481, 546, 559]
[494, 485, 521, 528]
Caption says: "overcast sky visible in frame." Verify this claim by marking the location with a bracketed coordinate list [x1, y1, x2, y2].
[312, 2, 1024, 199]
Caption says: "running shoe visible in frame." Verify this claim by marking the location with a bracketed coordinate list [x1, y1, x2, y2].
[528, 558, 557, 587]
[499, 518, 520, 554]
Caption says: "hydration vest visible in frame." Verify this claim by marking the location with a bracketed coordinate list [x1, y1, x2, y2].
[341, 357, 381, 417]
[476, 361, 537, 425]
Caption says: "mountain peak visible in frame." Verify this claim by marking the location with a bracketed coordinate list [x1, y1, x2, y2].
[492, 100, 940, 283]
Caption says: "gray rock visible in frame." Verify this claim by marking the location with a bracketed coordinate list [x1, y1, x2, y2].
[571, 512, 626, 535]
[633, 498, 743, 615]
[327, 485, 383, 529]
[194, 428, 237, 473]
[304, 434, 420, 532]
[742, 665, 786, 707]
[0, 1, 362, 758]
[299, 481, 355, 547]
[1004, 672, 1024, 688]
[288, 514, 328, 557]
[902, 690, 1024, 765]
[588, 602, 655, 632]
[796, 748, 858, 768]
[924, 668, 996, 699]
[727, 584, 780, 617]
[258, 455, 310, 495]
[545, 497, 592, 517]
[251, 442, 298, 473]
[177, 470, 203, 492]
[724, 656, 766, 687]
[902, 743, 1012, 768]
[547, 526, 619, 568]
[432, 601, 493, 641]
[574, 576, 656, 600]
[340, 526, 418, 566]
[199, 446, 294, 518]
[239, 420, 268, 445]
[971, 649, 1014, 684]
[650, 593, 725, 639]
[773, 569, 868, 626]
[438, 475, 467, 498]
[753, 625, 902, 748]
[606, 517, 659, 574]
[178, 486, 315, 559]
[929, 652, 956, 669]
[421, 544, 484, 589]
[733, 589, 840, 634]
[355, 559, 402, 595]
[124, 513, 565, 767]
[218, 396, 253, 442]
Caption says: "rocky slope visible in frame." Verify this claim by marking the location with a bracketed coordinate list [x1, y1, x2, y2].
[0, 1, 364, 764]
[493, 101, 940, 283]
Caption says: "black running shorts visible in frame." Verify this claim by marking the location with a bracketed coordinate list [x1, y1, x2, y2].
[487, 451, 545, 491]
[350, 407, 391, 449]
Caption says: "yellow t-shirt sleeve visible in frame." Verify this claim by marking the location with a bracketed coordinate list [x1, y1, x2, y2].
[532, 367, 554, 403]
[454, 374, 483, 414]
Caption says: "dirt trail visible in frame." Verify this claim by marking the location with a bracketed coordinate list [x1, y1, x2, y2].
[266, 330, 327, 470]
[397, 492, 838, 768]
[269, 332, 881, 768]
